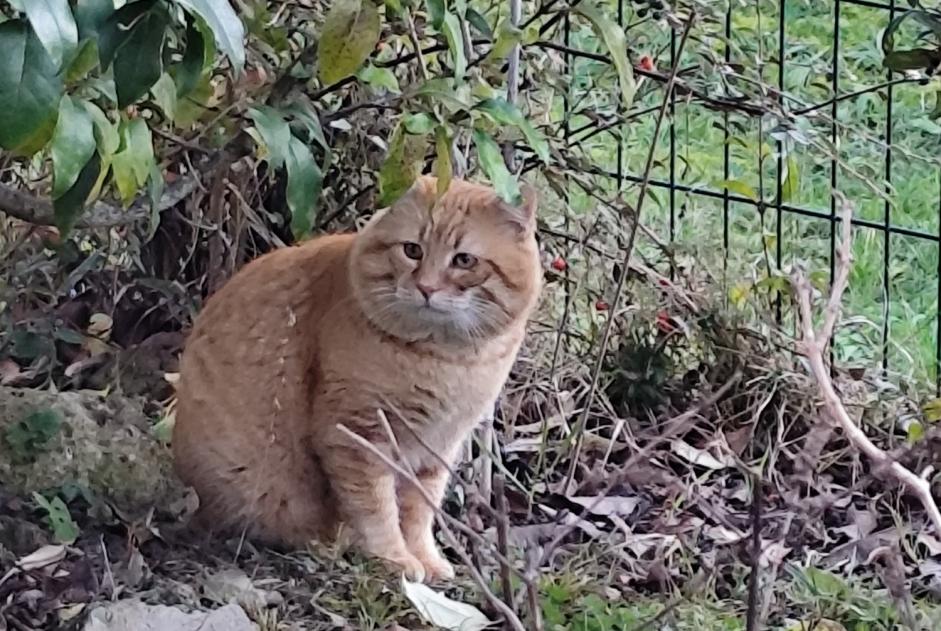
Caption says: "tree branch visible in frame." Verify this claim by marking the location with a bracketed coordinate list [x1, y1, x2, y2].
[0, 134, 252, 229]
[793, 195, 941, 536]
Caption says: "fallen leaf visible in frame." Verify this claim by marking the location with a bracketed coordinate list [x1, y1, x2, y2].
[703, 524, 747, 544]
[203, 568, 268, 611]
[87, 313, 113, 338]
[568, 496, 640, 518]
[17, 544, 66, 571]
[402, 576, 493, 630]
[670, 440, 734, 470]
[0, 358, 22, 385]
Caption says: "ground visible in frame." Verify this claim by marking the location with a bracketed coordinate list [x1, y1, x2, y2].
[2, 272, 941, 630]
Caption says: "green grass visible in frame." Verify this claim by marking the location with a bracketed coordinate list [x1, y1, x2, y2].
[555, 0, 941, 386]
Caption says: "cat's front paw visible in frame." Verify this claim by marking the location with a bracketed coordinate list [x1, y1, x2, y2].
[418, 551, 455, 582]
[382, 551, 427, 583]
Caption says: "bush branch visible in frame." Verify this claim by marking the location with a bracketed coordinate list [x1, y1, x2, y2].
[793, 195, 941, 536]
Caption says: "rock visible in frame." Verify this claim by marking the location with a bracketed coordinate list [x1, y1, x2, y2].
[0, 386, 182, 513]
[83, 600, 258, 631]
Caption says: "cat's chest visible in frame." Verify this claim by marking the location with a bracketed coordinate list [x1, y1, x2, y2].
[317, 325, 518, 428]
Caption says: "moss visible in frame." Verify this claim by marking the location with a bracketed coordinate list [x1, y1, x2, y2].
[0, 386, 183, 513]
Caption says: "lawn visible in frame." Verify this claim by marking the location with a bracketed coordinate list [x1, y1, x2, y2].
[553, 0, 941, 386]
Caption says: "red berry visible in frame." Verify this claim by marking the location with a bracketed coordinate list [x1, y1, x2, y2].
[595, 300, 609, 312]
[656, 310, 675, 333]
[550, 257, 567, 272]
[639, 55, 655, 72]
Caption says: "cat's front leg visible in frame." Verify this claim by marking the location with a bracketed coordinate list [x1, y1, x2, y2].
[399, 464, 455, 581]
[320, 443, 426, 581]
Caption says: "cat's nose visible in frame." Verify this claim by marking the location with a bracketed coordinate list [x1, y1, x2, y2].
[416, 283, 439, 300]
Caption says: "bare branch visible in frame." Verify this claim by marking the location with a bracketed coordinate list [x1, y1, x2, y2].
[0, 135, 251, 229]
[793, 196, 941, 536]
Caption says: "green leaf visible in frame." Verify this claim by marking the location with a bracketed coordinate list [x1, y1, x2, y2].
[174, 15, 208, 98]
[111, 119, 154, 205]
[54, 152, 101, 235]
[434, 125, 452, 197]
[65, 38, 99, 84]
[147, 163, 165, 240]
[113, 6, 168, 107]
[404, 112, 437, 135]
[475, 98, 550, 163]
[151, 73, 178, 122]
[173, 0, 246, 73]
[780, 156, 799, 203]
[713, 179, 760, 202]
[489, 19, 522, 60]
[23, 0, 78, 70]
[51, 96, 97, 199]
[75, 0, 115, 41]
[358, 64, 400, 93]
[923, 397, 941, 422]
[426, 0, 445, 30]
[249, 105, 292, 169]
[317, 0, 381, 85]
[378, 121, 426, 206]
[282, 102, 330, 151]
[285, 135, 323, 238]
[576, 2, 635, 110]
[82, 101, 120, 156]
[465, 8, 492, 38]
[441, 11, 466, 79]
[415, 77, 471, 113]
[0, 20, 63, 154]
[473, 128, 519, 204]
[32, 493, 79, 544]
[97, 1, 154, 69]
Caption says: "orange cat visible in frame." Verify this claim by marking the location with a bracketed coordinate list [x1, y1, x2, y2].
[172, 176, 541, 581]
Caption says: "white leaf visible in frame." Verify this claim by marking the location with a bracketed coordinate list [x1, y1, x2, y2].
[568, 496, 640, 518]
[670, 440, 734, 470]
[17, 544, 66, 571]
[401, 577, 493, 631]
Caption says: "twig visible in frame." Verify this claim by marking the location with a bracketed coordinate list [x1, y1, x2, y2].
[504, 0, 524, 171]
[0, 134, 251, 228]
[542, 368, 742, 565]
[744, 474, 763, 631]
[793, 195, 941, 536]
[406, 8, 429, 80]
[564, 12, 697, 490]
[493, 474, 516, 612]
[336, 420, 527, 631]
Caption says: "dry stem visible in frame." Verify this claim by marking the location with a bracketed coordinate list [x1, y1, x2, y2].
[336, 419, 528, 631]
[793, 195, 941, 536]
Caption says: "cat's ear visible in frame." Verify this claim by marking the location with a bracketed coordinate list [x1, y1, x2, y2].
[388, 176, 436, 215]
[501, 181, 538, 234]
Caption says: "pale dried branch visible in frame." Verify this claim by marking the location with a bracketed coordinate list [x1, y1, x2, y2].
[793, 196, 941, 536]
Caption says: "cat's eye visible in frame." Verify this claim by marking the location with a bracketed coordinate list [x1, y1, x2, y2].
[403, 242, 423, 260]
[452, 252, 478, 269]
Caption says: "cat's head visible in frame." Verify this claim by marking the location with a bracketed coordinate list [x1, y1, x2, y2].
[350, 176, 542, 344]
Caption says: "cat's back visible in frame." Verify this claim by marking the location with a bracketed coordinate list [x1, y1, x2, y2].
[173, 234, 354, 514]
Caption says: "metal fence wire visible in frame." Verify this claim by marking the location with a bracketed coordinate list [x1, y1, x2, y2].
[557, 0, 941, 389]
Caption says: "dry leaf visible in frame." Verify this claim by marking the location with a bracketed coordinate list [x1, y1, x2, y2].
[87, 313, 113, 338]
[0, 358, 22, 385]
[401, 577, 493, 630]
[569, 496, 640, 518]
[17, 544, 66, 571]
[670, 440, 734, 469]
